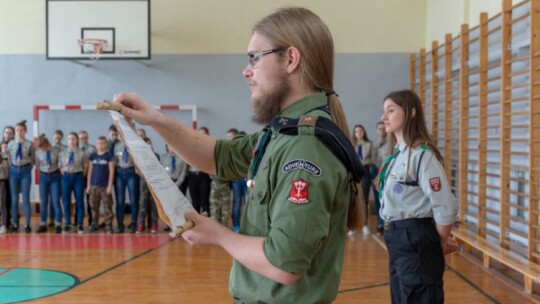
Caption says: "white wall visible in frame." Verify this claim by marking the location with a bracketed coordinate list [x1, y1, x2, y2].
[0, 0, 428, 54]
[425, 0, 524, 48]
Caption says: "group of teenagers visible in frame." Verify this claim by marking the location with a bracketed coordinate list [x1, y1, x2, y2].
[0, 122, 248, 235]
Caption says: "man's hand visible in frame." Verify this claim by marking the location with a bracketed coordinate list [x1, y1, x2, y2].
[112, 93, 162, 126]
[181, 212, 230, 246]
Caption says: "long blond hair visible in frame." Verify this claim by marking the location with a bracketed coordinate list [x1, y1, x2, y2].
[254, 7, 361, 229]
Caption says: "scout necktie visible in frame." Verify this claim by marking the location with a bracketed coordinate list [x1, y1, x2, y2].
[171, 156, 176, 173]
[122, 147, 128, 163]
[377, 147, 400, 199]
[46, 151, 52, 167]
[82, 146, 86, 153]
[15, 142, 22, 161]
[357, 145, 363, 160]
[68, 151, 74, 170]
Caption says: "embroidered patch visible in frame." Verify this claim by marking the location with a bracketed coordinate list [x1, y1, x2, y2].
[429, 177, 442, 192]
[282, 159, 321, 176]
[288, 179, 310, 204]
[393, 183, 403, 194]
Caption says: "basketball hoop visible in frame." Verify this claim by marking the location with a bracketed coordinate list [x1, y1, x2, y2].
[77, 38, 108, 60]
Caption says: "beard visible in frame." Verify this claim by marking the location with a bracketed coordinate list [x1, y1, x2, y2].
[251, 79, 291, 125]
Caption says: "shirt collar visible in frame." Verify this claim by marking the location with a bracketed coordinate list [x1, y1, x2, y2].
[397, 142, 407, 153]
[277, 93, 327, 119]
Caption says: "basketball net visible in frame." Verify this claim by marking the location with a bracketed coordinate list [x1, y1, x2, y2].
[77, 38, 108, 61]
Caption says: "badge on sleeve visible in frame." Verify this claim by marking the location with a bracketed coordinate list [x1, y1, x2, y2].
[288, 179, 310, 204]
[282, 159, 321, 176]
[429, 177, 442, 192]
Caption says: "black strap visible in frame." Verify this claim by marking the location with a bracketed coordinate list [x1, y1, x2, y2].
[396, 150, 426, 187]
[271, 115, 365, 183]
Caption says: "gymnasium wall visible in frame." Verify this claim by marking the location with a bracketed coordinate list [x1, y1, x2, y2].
[0, 0, 427, 152]
[425, 0, 522, 48]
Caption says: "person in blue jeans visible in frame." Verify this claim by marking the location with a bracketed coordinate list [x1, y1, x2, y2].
[7, 120, 35, 233]
[60, 132, 89, 234]
[50, 129, 68, 227]
[226, 128, 247, 232]
[113, 140, 138, 233]
[35, 134, 62, 233]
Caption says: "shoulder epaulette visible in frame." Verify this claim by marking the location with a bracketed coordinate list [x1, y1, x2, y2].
[271, 115, 365, 183]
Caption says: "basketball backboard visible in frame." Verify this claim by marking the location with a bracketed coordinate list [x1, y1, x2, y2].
[46, 0, 151, 60]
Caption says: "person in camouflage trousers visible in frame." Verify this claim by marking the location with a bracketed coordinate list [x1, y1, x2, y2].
[209, 176, 230, 226]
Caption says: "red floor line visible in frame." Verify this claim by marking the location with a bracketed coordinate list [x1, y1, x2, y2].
[0, 256, 37, 277]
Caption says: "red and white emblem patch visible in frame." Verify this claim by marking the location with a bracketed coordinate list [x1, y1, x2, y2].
[288, 179, 310, 204]
[429, 177, 442, 192]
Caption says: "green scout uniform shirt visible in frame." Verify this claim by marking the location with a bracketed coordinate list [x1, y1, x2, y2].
[215, 93, 350, 303]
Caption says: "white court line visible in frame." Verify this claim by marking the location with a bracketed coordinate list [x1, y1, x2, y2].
[371, 234, 387, 251]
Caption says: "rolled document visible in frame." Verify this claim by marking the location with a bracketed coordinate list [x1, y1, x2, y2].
[101, 103, 197, 237]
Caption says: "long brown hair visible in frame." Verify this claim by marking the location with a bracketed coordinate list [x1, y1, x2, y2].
[37, 134, 51, 148]
[383, 89, 443, 163]
[351, 124, 371, 146]
[254, 7, 361, 229]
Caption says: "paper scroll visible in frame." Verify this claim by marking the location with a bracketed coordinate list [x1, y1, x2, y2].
[105, 108, 196, 237]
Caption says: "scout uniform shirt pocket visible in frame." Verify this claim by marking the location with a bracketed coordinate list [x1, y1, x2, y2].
[245, 158, 271, 236]
[388, 161, 409, 198]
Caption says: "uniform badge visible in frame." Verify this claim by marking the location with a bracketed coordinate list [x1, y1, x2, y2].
[430, 177, 442, 192]
[282, 159, 321, 176]
[288, 179, 310, 204]
[393, 183, 403, 194]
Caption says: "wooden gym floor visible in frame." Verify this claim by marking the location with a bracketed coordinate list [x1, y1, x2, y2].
[0, 215, 538, 304]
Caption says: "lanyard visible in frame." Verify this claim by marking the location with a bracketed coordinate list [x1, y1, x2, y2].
[378, 147, 400, 198]
[246, 128, 271, 188]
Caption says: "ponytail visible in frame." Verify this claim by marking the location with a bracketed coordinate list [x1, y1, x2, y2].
[327, 94, 364, 230]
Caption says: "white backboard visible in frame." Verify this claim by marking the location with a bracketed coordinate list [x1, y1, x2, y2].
[46, 0, 151, 60]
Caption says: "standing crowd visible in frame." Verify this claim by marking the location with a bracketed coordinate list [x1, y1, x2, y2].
[0, 122, 248, 235]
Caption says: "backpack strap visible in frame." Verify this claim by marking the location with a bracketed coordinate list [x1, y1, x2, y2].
[271, 115, 365, 183]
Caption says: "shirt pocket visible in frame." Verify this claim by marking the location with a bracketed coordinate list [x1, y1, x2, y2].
[245, 159, 271, 235]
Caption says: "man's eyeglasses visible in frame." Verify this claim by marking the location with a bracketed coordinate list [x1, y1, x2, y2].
[247, 48, 286, 68]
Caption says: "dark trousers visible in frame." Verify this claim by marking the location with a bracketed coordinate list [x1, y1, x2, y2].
[360, 164, 372, 226]
[74, 175, 93, 226]
[115, 167, 137, 228]
[180, 178, 189, 196]
[5, 179, 12, 227]
[383, 218, 445, 304]
[187, 171, 210, 213]
[62, 172, 85, 227]
[39, 171, 62, 224]
[231, 178, 246, 228]
[0, 180, 6, 226]
[370, 165, 383, 229]
[9, 165, 32, 227]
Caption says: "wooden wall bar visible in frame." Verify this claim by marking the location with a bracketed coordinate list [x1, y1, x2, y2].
[409, 0, 540, 294]
[528, 0, 540, 263]
[420, 48, 427, 105]
[478, 12, 489, 238]
[431, 41, 439, 140]
[499, 0, 512, 250]
[410, 54, 416, 91]
[444, 33, 453, 176]
[459, 24, 470, 229]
